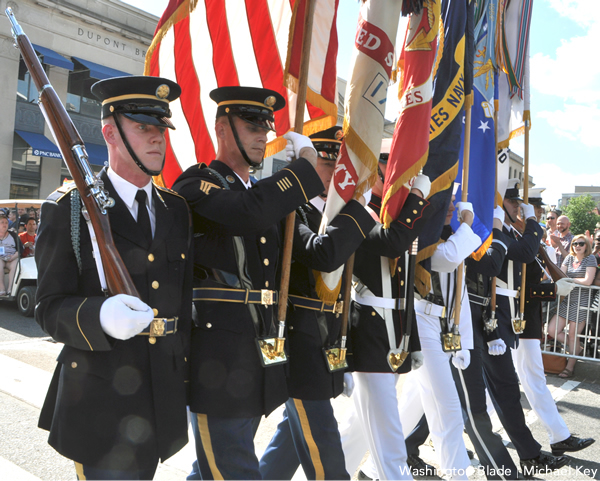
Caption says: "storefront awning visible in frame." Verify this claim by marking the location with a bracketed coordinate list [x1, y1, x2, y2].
[15, 130, 62, 159]
[15, 130, 107, 166]
[72, 57, 131, 80]
[32, 44, 74, 71]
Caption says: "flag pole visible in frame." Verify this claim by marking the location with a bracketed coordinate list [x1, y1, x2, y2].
[487, 99, 500, 334]
[518, 117, 531, 330]
[450, 93, 474, 350]
[275, 0, 316, 353]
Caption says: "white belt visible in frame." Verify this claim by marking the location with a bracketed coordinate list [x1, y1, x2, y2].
[414, 298, 446, 318]
[495, 287, 519, 298]
[352, 291, 405, 311]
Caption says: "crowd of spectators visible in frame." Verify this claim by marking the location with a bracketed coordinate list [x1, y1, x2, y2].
[0, 206, 38, 296]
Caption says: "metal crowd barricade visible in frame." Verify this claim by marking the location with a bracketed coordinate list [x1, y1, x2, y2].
[542, 284, 600, 363]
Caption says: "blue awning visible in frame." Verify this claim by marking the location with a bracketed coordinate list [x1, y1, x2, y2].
[85, 143, 108, 166]
[15, 130, 62, 159]
[32, 44, 74, 71]
[72, 57, 131, 80]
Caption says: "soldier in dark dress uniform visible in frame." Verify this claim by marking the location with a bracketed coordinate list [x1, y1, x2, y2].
[339, 148, 432, 480]
[35, 76, 193, 480]
[259, 127, 376, 480]
[512, 189, 594, 457]
[172, 86, 325, 480]
[478, 180, 569, 476]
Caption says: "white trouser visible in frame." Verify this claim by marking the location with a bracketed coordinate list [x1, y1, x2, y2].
[513, 339, 570, 444]
[398, 314, 470, 480]
[339, 372, 412, 480]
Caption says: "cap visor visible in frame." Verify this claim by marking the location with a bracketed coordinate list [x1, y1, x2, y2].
[122, 112, 175, 129]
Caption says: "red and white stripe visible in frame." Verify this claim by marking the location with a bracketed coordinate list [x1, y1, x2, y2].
[145, 0, 339, 188]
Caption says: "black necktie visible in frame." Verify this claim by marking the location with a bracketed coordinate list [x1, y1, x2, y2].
[135, 189, 152, 246]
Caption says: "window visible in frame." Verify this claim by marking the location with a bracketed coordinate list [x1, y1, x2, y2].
[17, 57, 44, 103]
[9, 182, 39, 199]
[12, 134, 41, 174]
[67, 68, 101, 117]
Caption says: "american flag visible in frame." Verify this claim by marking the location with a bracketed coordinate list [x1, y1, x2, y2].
[144, 0, 339, 187]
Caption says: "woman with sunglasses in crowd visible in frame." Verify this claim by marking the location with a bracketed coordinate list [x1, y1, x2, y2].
[547, 235, 597, 378]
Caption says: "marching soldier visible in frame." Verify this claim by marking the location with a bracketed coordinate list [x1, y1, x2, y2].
[259, 126, 376, 480]
[172, 86, 325, 480]
[512, 189, 595, 457]
[35, 76, 193, 479]
[339, 145, 432, 480]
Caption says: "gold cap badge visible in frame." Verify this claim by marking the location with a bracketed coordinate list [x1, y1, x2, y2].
[335, 129, 344, 141]
[265, 96, 276, 107]
[156, 84, 170, 99]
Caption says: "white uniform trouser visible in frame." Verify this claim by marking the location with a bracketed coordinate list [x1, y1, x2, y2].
[513, 339, 570, 444]
[339, 372, 412, 480]
[398, 314, 470, 480]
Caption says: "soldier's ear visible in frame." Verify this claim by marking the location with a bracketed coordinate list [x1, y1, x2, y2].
[102, 122, 118, 145]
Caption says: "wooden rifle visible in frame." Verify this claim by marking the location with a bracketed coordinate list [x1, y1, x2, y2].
[6, 8, 138, 297]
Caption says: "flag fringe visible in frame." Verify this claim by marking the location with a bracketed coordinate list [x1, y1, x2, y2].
[265, 114, 335, 159]
[314, 269, 343, 305]
[427, 161, 459, 200]
[470, 232, 493, 261]
[381, 149, 429, 228]
[342, 121, 379, 199]
[144, 0, 195, 76]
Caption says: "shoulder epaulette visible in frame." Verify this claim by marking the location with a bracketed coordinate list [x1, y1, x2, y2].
[47, 184, 77, 203]
[155, 184, 186, 201]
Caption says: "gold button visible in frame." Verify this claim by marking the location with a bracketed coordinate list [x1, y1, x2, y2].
[289, 325, 294, 330]
[181, 253, 186, 259]
[148, 253, 155, 262]
[398, 267, 402, 272]
[71, 362, 77, 369]
[152, 281, 159, 289]
[419, 201, 424, 205]
[260, 237, 267, 244]
[406, 218, 411, 223]
[401, 280, 404, 286]
[206, 323, 212, 328]
[149, 337, 156, 344]
[265, 281, 269, 288]
[153, 308, 159, 316]
[371, 311, 376, 316]
[184, 357, 188, 362]
[413, 210, 418, 214]
[534, 232, 538, 236]
[541, 291, 545, 295]
[264, 259, 269, 266]
[533, 292, 537, 295]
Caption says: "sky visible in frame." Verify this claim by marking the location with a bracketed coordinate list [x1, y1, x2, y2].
[124, 0, 600, 208]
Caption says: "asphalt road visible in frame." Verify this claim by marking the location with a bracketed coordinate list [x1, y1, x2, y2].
[1, 301, 599, 480]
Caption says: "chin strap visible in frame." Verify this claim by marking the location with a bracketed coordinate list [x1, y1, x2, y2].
[227, 112, 263, 169]
[502, 203, 516, 224]
[113, 114, 165, 177]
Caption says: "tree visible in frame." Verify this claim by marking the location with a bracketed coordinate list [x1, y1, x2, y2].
[562, 194, 600, 236]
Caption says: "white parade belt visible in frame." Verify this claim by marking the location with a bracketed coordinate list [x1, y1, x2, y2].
[414, 298, 446, 318]
[352, 291, 405, 311]
[495, 278, 518, 298]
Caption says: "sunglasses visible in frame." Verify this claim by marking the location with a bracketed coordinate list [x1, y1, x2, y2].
[573, 242, 586, 247]
[547, 216, 556, 220]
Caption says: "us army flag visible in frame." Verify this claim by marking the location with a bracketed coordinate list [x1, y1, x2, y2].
[316, 0, 403, 303]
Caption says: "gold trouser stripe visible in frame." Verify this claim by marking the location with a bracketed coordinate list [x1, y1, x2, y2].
[293, 398, 325, 480]
[196, 413, 224, 480]
[74, 462, 86, 480]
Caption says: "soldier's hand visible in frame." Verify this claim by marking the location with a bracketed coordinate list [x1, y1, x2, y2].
[408, 174, 430, 199]
[342, 372, 355, 397]
[358, 189, 372, 207]
[283, 132, 318, 167]
[493, 206, 505, 230]
[456, 202, 474, 226]
[452, 349, 471, 370]
[99, 294, 154, 340]
[520, 203, 536, 221]
[487, 338, 506, 356]
[411, 351, 424, 370]
[556, 278, 577, 297]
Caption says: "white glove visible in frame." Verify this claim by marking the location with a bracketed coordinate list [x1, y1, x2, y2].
[99, 294, 154, 340]
[284, 139, 295, 162]
[487, 338, 506, 356]
[407, 174, 431, 199]
[493, 206, 505, 222]
[520, 203, 536, 220]
[361, 189, 372, 206]
[283, 131, 317, 161]
[555, 278, 577, 297]
[411, 351, 424, 370]
[342, 372, 355, 397]
[452, 349, 471, 370]
[456, 202, 474, 222]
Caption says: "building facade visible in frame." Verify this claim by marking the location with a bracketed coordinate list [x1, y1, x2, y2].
[0, 0, 157, 199]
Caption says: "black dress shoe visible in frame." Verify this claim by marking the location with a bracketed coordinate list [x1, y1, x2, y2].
[520, 452, 569, 475]
[406, 454, 442, 480]
[357, 469, 374, 480]
[551, 435, 595, 455]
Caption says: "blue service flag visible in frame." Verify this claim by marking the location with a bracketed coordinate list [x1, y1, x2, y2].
[451, 86, 496, 255]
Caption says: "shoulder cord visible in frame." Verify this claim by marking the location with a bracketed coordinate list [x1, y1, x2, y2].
[70, 190, 82, 274]
[297, 204, 309, 226]
[203, 166, 229, 190]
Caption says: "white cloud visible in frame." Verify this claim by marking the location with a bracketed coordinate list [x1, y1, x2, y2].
[537, 103, 600, 147]
[530, 162, 600, 207]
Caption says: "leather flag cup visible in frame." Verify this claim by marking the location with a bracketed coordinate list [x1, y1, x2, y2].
[450, 0, 498, 260]
[380, 0, 441, 229]
[316, 0, 404, 304]
[144, 0, 339, 188]
[415, 0, 475, 297]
